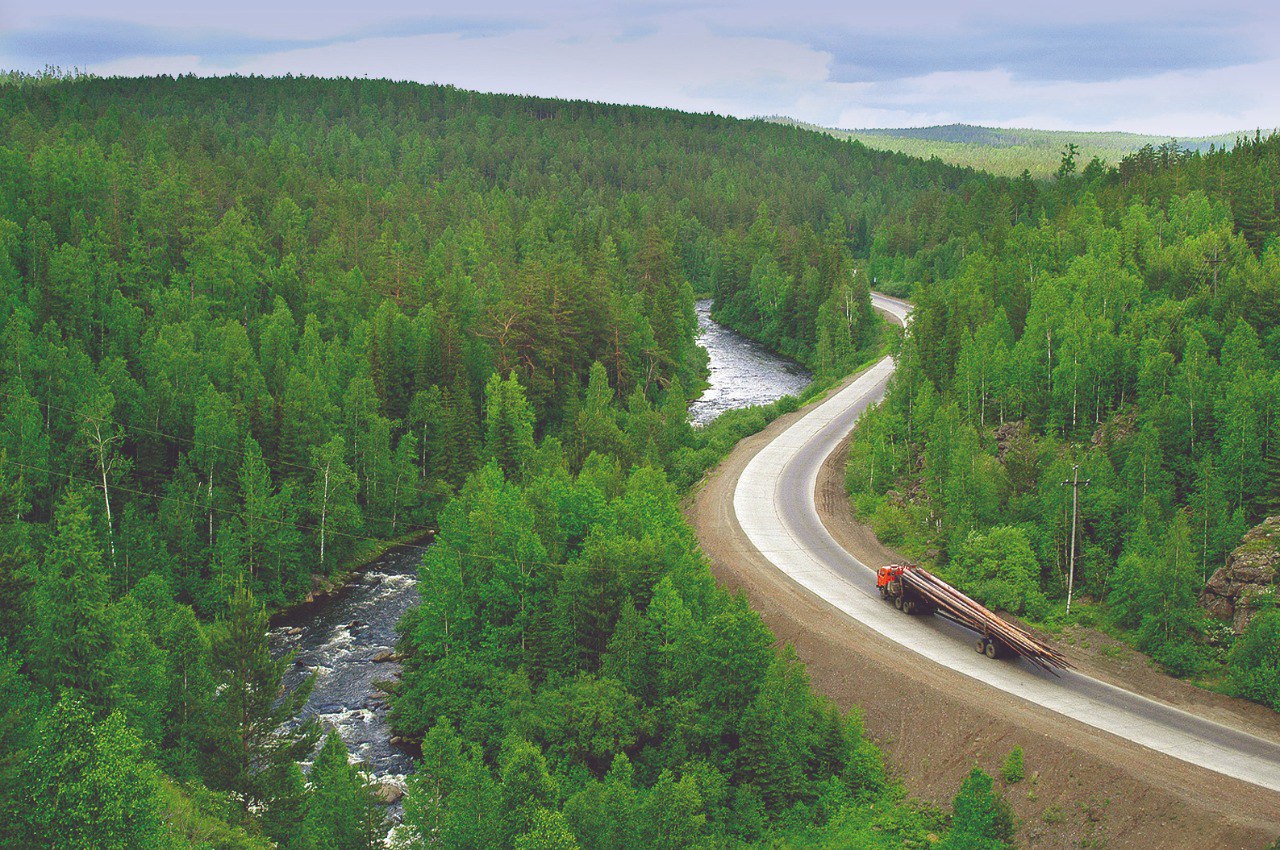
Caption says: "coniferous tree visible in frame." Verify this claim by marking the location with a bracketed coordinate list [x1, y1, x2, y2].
[297, 732, 385, 850]
[160, 603, 212, 779]
[28, 488, 113, 703]
[205, 582, 318, 810]
[485, 371, 536, 482]
[940, 767, 1015, 850]
[0, 451, 32, 648]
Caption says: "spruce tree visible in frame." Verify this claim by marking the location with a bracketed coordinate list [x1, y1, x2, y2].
[205, 582, 318, 809]
[298, 732, 384, 850]
[0, 451, 32, 648]
[485, 371, 536, 482]
[29, 488, 113, 703]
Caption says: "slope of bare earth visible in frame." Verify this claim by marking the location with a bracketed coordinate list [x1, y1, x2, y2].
[685, 369, 1280, 850]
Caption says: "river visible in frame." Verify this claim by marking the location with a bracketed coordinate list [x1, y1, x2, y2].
[687, 300, 811, 427]
[268, 299, 810, 814]
[268, 545, 427, 805]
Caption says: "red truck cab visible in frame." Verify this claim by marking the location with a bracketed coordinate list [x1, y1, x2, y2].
[876, 565, 906, 588]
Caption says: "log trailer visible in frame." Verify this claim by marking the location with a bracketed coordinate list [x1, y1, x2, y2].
[876, 564, 1071, 673]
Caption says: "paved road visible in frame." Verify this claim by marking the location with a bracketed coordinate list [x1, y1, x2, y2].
[732, 292, 1280, 793]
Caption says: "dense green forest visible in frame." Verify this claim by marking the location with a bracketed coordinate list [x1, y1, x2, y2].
[846, 133, 1280, 701]
[0, 73, 1027, 848]
[771, 118, 1251, 178]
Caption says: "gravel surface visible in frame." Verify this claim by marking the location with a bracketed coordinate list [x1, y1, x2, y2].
[686, 346, 1280, 850]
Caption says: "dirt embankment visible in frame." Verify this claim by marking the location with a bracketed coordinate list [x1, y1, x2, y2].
[685, 371, 1280, 850]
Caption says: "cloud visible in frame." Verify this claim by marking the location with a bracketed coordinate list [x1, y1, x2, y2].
[1, 2, 1277, 137]
[726, 18, 1256, 84]
[0, 15, 532, 68]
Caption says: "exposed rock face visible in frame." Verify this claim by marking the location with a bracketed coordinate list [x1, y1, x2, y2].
[375, 781, 404, 805]
[1201, 516, 1280, 633]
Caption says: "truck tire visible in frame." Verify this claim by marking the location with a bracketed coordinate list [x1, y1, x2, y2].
[984, 640, 1000, 659]
[893, 595, 904, 611]
[902, 599, 915, 615]
[975, 638, 987, 654]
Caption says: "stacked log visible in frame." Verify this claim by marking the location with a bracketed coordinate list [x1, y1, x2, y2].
[898, 565, 1072, 674]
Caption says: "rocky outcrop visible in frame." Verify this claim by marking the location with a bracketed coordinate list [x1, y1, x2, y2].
[374, 781, 404, 805]
[1201, 516, 1280, 633]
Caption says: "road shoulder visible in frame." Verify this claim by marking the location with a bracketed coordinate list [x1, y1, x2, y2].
[685, 365, 1280, 850]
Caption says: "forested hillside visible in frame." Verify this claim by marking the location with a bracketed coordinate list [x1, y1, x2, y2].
[771, 117, 1249, 178]
[846, 133, 1280, 700]
[0, 73, 1022, 848]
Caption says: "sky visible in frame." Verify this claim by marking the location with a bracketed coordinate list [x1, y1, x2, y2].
[1, 0, 1278, 136]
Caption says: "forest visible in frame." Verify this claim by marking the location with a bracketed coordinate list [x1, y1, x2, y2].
[0, 73, 1029, 848]
[779, 119, 1246, 179]
[846, 132, 1280, 702]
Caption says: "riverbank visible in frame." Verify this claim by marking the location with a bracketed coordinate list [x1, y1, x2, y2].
[269, 529, 433, 626]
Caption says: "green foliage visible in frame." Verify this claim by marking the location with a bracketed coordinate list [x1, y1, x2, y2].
[950, 527, 1046, 617]
[393, 448, 907, 845]
[296, 732, 385, 850]
[846, 129, 1280, 691]
[27, 488, 112, 701]
[9, 72, 1212, 844]
[485, 372, 536, 482]
[1229, 604, 1280, 711]
[0, 641, 44, 845]
[780, 118, 1246, 178]
[1000, 746, 1025, 784]
[204, 583, 318, 812]
[21, 698, 167, 850]
[941, 768, 1016, 850]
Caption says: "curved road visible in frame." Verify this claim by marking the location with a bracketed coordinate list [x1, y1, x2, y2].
[732, 292, 1280, 793]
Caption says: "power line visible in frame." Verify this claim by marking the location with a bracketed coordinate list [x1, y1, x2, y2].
[0, 388, 444, 536]
[0, 388, 452, 504]
[4, 456, 435, 557]
[6, 450, 867, 582]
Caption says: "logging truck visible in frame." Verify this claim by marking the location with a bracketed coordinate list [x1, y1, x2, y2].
[876, 564, 1071, 673]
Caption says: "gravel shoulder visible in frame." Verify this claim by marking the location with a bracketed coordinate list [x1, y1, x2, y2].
[685, 366, 1280, 850]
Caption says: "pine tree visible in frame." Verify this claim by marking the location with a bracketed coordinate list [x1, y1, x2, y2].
[575, 362, 623, 467]
[0, 451, 32, 647]
[485, 371, 536, 481]
[29, 488, 113, 703]
[0, 642, 44, 845]
[205, 582, 318, 808]
[298, 732, 384, 850]
[160, 604, 212, 779]
[442, 377, 481, 487]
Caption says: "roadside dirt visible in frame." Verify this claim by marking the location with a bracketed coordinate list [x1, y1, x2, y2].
[685, 370, 1280, 850]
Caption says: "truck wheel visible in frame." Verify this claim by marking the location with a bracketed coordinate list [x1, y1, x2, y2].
[902, 599, 915, 614]
[984, 640, 999, 659]
[893, 595, 904, 611]
[975, 638, 987, 655]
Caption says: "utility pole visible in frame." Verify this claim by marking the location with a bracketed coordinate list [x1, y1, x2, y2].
[1062, 465, 1091, 615]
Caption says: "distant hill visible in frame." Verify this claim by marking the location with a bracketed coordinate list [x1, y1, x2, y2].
[766, 118, 1259, 177]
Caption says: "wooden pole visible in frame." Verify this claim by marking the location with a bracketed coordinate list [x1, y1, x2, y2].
[1062, 465, 1091, 616]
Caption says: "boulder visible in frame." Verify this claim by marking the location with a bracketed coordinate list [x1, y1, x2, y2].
[375, 781, 404, 805]
[1201, 516, 1280, 633]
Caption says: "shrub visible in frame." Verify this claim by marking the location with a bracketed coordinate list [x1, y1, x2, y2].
[1229, 607, 1280, 711]
[1000, 747, 1024, 784]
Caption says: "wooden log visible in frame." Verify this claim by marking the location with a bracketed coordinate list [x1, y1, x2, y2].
[897, 565, 1071, 672]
